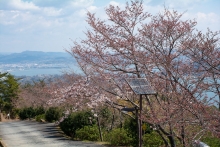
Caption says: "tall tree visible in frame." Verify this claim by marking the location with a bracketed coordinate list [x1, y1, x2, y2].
[0, 72, 20, 111]
[69, 0, 220, 146]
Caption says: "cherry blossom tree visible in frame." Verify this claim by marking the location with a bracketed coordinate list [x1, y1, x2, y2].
[19, 74, 111, 113]
[46, 74, 109, 110]
[18, 78, 53, 108]
[68, 0, 220, 146]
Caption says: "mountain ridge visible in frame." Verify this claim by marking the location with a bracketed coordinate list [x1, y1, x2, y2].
[0, 51, 75, 64]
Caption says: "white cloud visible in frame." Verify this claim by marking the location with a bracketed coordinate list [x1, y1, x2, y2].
[109, 1, 120, 7]
[182, 11, 220, 32]
[77, 5, 98, 17]
[87, 5, 97, 12]
[70, 0, 94, 8]
[0, 0, 219, 53]
[0, 10, 20, 25]
[143, 4, 164, 15]
[196, 12, 220, 31]
[42, 7, 63, 16]
[32, 0, 70, 8]
[196, 12, 219, 23]
[9, 0, 40, 10]
[166, 0, 207, 9]
[77, 9, 87, 17]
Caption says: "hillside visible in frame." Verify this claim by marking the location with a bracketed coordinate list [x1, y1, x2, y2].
[0, 51, 75, 64]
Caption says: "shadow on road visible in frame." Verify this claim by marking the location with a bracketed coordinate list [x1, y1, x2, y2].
[0, 120, 105, 147]
[43, 125, 70, 140]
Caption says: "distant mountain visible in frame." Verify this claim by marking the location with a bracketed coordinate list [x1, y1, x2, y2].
[0, 51, 75, 64]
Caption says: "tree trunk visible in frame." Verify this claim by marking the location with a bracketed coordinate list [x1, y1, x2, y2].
[168, 135, 176, 147]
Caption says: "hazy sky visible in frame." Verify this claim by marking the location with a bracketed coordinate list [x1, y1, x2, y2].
[0, 0, 219, 53]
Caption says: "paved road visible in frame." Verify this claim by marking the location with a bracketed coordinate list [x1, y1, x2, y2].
[0, 120, 104, 147]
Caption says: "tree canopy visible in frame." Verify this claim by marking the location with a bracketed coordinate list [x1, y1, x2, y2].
[68, 0, 220, 146]
[0, 72, 20, 111]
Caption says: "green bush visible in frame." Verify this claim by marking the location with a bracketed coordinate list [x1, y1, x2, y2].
[35, 114, 45, 122]
[201, 136, 220, 147]
[10, 108, 19, 119]
[3, 102, 13, 112]
[98, 107, 112, 128]
[26, 107, 36, 118]
[45, 107, 62, 122]
[18, 107, 46, 120]
[123, 117, 156, 146]
[105, 128, 133, 146]
[60, 110, 94, 138]
[18, 107, 36, 120]
[143, 131, 164, 147]
[123, 117, 138, 146]
[18, 108, 28, 120]
[76, 125, 99, 141]
[35, 106, 45, 116]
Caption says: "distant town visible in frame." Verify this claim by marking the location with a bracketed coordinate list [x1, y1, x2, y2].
[1, 62, 71, 71]
[0, 51, 79, 83]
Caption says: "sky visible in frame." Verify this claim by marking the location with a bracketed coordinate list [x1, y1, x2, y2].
[0, 0, 219, 53]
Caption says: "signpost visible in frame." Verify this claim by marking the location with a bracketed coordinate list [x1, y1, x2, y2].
[125, 78, 156, 147]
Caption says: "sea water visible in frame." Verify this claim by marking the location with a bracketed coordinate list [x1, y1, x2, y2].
[1, 66, 81, 76]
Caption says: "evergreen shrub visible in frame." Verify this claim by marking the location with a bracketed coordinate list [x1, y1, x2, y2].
[45, 107, 62, 122]
[19, 107, 35, 120]
[60, 110, 94, 138]
[201, 136, 220, 147]
[35, 114, 45, 122]
[35, 106, 45, 116]
[75, 125, 99, 141]
[142, 131, 164, 147]
[105, 128, 132, 146]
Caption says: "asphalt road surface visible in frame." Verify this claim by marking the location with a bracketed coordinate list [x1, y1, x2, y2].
[0, 120, 104, 147]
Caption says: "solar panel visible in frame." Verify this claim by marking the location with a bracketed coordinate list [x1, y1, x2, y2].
[126, 78, 156, 95]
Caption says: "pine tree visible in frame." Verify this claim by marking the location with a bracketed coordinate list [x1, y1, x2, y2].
[0, 72, 20, 111]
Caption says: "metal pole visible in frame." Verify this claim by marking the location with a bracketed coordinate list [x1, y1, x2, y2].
[139, 94, 143, 147]
[136, 107, 139, 147]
